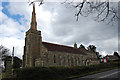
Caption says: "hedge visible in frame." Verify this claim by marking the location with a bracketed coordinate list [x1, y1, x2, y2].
[2, 61, 120, 80]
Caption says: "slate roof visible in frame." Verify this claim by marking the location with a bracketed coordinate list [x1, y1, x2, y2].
[79, 48, 90, 53]
[42, 42, 87, 55]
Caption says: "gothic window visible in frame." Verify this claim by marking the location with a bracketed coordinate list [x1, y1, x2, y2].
[77, 57, 79, 65]
[71, 57, 73, 66]
[45, 53, 49, 64]
[62, 56, 65, 66]
[54, 55, 56, 63]
[59, 56, 62, 65]
[48, 54, 51, 65]
[60, 56, 63, 65]
[68, 55, 70, 66]
[85, 59, 88, 66]
[75, 56, 77, 66]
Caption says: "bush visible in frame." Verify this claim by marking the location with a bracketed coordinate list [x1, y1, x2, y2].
[4, 62, 119, 80]
[15, 67, 73, 80]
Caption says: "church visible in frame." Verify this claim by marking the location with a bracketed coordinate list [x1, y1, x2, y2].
[22, 4, 99, 68]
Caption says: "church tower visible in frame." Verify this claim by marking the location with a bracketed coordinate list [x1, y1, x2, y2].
[23, 4, 42, 67]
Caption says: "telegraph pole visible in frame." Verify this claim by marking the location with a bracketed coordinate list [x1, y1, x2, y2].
[11, 47, 14, 77]
[12, 47, 14, 65]
[118, 2, 120, 55]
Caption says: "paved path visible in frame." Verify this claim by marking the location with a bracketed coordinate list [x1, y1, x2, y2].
[72, 68, 120, 80]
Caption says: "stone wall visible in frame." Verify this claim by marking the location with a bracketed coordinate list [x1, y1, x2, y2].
[35, 45, 99, 67]
[23, 29, 42, 67]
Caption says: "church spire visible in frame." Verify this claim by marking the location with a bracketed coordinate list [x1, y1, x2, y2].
[30, 3, 37, 30]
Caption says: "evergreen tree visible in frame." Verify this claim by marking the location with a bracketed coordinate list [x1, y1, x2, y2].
[79, 44, 85, 49]
[114, 52, 120, 59]
[87, 45, 96, 53]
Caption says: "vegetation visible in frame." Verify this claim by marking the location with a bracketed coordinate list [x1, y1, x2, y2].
[0, 45, 10, 79]
[87, 45, 96, 53]
[114, 52, 120, 59]
[4, 56, 22, 70]
[0, 45, 10, 61]
[79, 44, 85, 49]
[2, 61, 119, 80]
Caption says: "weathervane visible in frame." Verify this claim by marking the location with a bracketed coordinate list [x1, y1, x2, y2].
[28, 0, 43, 6]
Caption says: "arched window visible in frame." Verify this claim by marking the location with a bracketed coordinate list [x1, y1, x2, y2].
[63, 56, 65, 65]
[68, 55, 70, 66]
[71, 56, 73, 66]
[85, 59, 88, 66]
[77, 57, 79, 65]
[54, 55, 56, 63]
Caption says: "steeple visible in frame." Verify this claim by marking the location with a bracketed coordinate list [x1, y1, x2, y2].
[30, 3, 37, 30]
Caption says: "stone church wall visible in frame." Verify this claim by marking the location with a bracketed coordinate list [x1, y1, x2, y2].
[35, 45, 99, 67]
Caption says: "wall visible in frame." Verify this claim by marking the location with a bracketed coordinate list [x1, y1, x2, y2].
[35, 45, 99, 67]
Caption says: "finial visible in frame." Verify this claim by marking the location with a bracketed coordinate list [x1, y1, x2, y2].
[74, 42, 77, 48]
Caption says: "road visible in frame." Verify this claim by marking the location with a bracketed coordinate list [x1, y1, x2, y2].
[72, 68, 120, 80]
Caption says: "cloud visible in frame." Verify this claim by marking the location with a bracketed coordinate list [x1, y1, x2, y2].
[0, 3, 25, 59]
[0, 2, 118, 59]
[40, 3, 118, 55]
[0, 37, 24, 58]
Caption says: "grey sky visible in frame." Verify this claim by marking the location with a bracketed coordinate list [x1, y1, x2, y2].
[0, 2, 119, 59]
[39, 3, 118, 56]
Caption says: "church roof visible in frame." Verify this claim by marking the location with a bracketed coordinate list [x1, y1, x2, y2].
[80, 48, 94, 53]
[42, 42, 87, 55]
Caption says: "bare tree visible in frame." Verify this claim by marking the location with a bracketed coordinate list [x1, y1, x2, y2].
[28, 0, 43, 5]
[0, 45, 10, 60]
[29, 0, 119, 24]
[63, 0, 119, 24]
[0, 45, 10, 68]
[0, 45, 9, 79]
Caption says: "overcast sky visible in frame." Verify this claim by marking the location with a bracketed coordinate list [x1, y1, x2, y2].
[0, 1, 119, 59]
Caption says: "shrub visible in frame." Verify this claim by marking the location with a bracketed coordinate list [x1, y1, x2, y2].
[4, 61, 119, 80]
